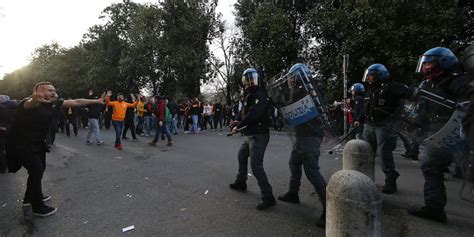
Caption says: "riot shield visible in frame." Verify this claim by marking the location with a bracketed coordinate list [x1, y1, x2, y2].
[266, 65, 338, 146]
[386, 88, 469, 150]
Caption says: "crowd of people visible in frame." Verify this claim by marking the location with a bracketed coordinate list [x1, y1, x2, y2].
[0, 45, 473, 231]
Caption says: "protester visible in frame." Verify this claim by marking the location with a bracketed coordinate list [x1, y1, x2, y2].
[6, 82, 102, 217]
[105, 91, 138, 150]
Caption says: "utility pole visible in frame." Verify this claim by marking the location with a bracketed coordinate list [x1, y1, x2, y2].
[342, 54, 349, 136]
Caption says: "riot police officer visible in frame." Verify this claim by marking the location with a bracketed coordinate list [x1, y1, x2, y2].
[408, 47, 473, 223]
[229, 68, 276, 210]
[277, 63, 327, 227]
[360, 63, 409, 194]
[462, 44, 474, 181]
[350, 83, 365, 139]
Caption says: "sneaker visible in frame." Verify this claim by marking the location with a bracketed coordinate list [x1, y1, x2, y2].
[166, 141, 172, 146]
[229, 182, 247, 192]
[315, 210, 326, 228]
[85, 141, 93, 145]
[122, 137, 128, 140]
[97, 141, 105, 145]
[116, 144, 123, 150]
[256, 197, 276, 210]
[23, 196, 51, 207]
[278, 191, 300, 204]
[33, 205, 57, 217]
[132, 138, 139, 142]
[148, 140, 157, 146]
[408, 206, 447, 223]
[382, 179, 397, 194]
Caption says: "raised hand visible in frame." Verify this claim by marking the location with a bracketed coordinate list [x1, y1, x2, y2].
[31, 91, 51, 103]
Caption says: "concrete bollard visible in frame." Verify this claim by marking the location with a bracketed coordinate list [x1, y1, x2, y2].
[326, 170, 382, 237]
[343, 139, 375, 180]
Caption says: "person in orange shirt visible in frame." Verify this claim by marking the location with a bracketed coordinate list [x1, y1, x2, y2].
[105, 91, 138, 150]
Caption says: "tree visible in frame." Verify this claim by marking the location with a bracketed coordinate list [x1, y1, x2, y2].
[159, 0, 220, 97]
[305, 0, 474, 101]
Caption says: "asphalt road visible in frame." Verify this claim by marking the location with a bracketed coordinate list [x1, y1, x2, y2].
[1, 128, 473, 236]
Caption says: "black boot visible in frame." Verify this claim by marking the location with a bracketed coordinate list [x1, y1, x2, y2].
[229, 182, 247, 192]
[315, 210, 326, 228]
[278, 191, 300, 204]
[382, 179, 397, 194]
[408, 206, 447, 223]
[256, 196, 276, 210]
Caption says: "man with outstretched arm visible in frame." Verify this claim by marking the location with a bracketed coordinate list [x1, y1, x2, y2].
[7, 82, 102, 217]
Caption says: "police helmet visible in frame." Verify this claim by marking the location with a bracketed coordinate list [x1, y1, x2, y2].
[287, 63, 313, 87]
[242, 68, 259, 88]
[350, 83, 365, 93]
[362, 63, 390, 83]
[416, 47, 459, 75]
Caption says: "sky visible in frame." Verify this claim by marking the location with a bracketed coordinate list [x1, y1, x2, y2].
[0, 0, 237, 79]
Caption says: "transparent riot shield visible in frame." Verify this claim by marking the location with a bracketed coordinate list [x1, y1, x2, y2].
[387, 88, 473, 202]
[387, 88, 469, 150]
[266, 67, 338, 146]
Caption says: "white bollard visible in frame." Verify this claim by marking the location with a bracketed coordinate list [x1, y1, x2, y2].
[326, 170, 382, 237]
[343, 139, 375, 180]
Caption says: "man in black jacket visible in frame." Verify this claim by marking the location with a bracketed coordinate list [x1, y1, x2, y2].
[7, 82, 102, 217]
[229, 68, 275, 210]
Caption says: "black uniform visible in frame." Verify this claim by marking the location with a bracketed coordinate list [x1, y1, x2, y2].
[418, 70, 472, 209]
[349, 93, 365, 139]
[231, 85, 275, 208]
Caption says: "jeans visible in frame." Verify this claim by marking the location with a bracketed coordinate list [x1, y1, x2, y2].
[422, 140, 468, 209]
[112, 120, 124, 145]
[191, 115, 199, 133]
[170, 114, 179, 134]
[361, 124, 399, 180]
[236, 133, 273, 200]
[288, 136, 326, 208]
[86, 118, 102, 143]
[154, 121, 172, 141]
[144, 116, 153, 136]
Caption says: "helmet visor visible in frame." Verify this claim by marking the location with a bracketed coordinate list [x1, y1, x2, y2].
[362, 69, 377, 82]
[242, 71, 259, 88]
[416, 55, 437, 74]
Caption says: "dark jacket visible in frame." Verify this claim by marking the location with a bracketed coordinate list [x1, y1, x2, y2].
[352, 94, 365, 124]
[364, 81, 409, 126]
[0, 100, 18, 130]
[236, 86, 270, 135]
[87, 103, 103, 119]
